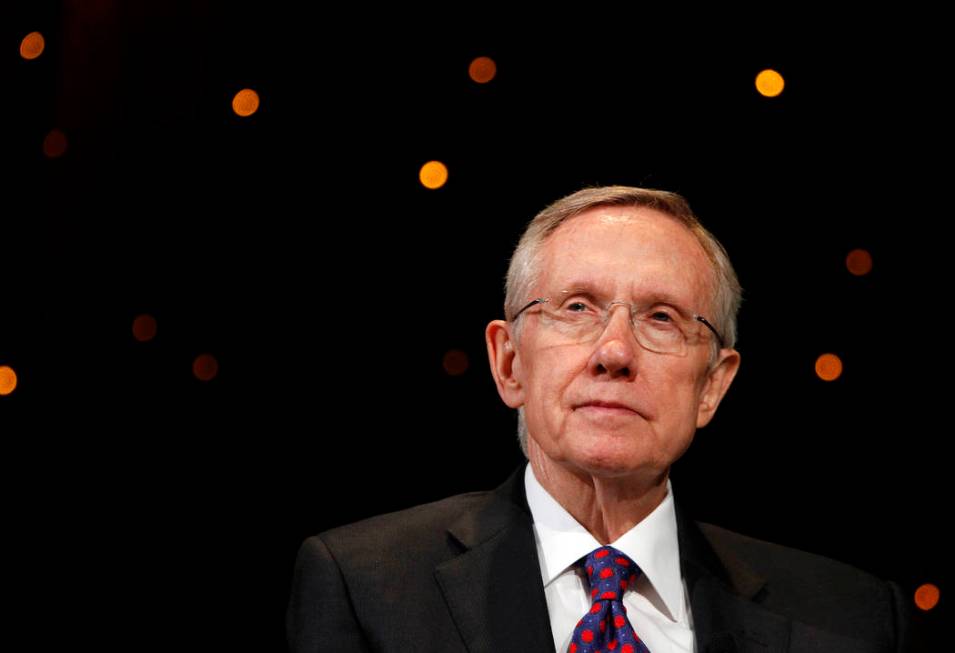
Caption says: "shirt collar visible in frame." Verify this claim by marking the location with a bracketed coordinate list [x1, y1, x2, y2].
[524, 462, 686, 623]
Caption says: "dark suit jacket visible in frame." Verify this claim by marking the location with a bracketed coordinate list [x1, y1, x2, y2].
[287, 464, 910, 652]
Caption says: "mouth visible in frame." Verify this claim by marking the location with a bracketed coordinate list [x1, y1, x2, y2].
[574, 401, 640, 417]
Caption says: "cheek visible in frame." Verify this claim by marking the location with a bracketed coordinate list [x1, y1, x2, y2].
[530, 375, 563, 423]
[654, 367, 705, 422]
[524, 355, 577, 432]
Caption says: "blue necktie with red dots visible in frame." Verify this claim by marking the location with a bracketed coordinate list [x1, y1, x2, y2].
[567, 546, 651, 653]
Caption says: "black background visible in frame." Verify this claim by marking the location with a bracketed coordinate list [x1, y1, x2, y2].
[3, 3, 949, 650]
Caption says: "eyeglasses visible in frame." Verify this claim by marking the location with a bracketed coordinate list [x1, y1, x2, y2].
[512, 289, 725, 355]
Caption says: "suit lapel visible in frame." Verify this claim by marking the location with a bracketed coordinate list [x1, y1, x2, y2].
[676, 497, 791, 653]
[435, 464, 556, 653]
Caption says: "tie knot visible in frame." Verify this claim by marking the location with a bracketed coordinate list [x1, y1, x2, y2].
[582, 546, 639, 602]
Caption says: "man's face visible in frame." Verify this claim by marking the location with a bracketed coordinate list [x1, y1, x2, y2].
[495, 206, 739, 481]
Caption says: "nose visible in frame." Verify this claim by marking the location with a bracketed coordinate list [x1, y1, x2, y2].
[588, 303, 639, 380]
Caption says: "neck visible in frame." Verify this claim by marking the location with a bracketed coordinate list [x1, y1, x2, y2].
[527, 441, 669, 545]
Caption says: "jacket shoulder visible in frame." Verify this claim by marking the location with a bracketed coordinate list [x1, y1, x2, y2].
[699, 521, 892, 593]
[311, 489, 493, 567]
[697, 522, 910, 648]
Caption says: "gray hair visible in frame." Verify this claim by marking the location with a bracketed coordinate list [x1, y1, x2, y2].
[503, 186, 742, 458]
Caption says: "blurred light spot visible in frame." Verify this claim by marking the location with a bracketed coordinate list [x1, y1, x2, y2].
[419, 160, 448, 189]
[915, 583, 940, 611]
[846, 249, 873, 276]
[20, 32, 45, 60]
[193, 353, 219, 381]
[0, 366, 17, 396]
[815, 353, 843, 381]
[443, 349, 469, 376]
[43, 129, 68, 159]
[232, 89, 260, 117]
[132, 314, 158, 342]
[755, 69, 785, 97]
[469, 56, 497, 84]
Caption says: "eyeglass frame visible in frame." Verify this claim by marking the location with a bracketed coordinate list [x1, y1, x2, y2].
[511, 291, 726, 351]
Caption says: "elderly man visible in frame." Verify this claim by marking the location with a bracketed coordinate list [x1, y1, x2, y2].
[287, 186, 910, 652]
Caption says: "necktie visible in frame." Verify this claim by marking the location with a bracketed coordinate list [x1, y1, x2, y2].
[567, 545, 651, 653]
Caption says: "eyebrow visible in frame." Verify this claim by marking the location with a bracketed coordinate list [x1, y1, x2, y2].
[552, 279, 605, 296]
[555, 281, 697, 316]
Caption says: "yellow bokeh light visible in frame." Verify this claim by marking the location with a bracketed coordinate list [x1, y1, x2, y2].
[193, 353, 219, 381]
[0, 365, 17, 396]
[915, 583, 940, 611]
[20, 32, 45, 60]
[469, 57, 497, 84]
[443, 349, 470, 376]
[419, 161, 449, 190]
[43, 129, 68, 159]
[846, 249, 873, 276]
[755, 69, 785, 98]
[132, 314, 158, 342]
[815, 353, 843, 382]
[232, 89, 260, 117]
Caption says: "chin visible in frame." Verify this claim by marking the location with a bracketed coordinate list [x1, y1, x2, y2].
[571, 429, 661, 471]
[573, 447, 644, 477]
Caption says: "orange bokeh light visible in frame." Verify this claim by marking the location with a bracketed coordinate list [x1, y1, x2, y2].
[232, 88, 260, 117]
[815, 353, 843, 382]
[43, 129, 68, 159]
[915, 583, 940, 611]
[469, 56, 497, 84]
[443, 349, 469, 376]
[419, 160, 448, 190]
[0, 365, 17, 396]
[193, 353, 219, 381]
[846, 249, 873, 276]
[132, 314, 158, 342]
[755, 69, 785, 98]
[20, 32, 45, 60]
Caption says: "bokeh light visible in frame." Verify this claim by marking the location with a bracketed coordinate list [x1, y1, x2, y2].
[43, 129, 68, 159]
[20, 32, 45, 60]
[815, 353, 843, 382]
[232, 89, 260, 117]
[469, 56, 497, 84]
[132, 314, 158, 342]
[443, 349, 470, 376]
[0, 366, 17, 396]
[419, 160, 448, 190]
[915, 583, 940, 611]
[755, 69, 785, 98]
[193, 353, 219, 381]
[846, 249, 873, 276]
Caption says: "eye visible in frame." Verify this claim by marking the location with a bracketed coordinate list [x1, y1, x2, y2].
[642, 308, 682, 328]
[556, 297, 599, 320]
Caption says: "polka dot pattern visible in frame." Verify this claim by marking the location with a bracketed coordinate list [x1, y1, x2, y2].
[567, 546, 651, 653]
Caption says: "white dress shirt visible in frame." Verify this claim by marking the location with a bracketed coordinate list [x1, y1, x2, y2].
[524, 464, 696, 653]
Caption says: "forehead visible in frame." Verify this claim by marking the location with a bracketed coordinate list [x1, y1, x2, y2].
[537, 205, 715, 308]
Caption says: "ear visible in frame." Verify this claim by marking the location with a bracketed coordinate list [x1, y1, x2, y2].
[696, 348, 741, 428]
[485, 319, 525, 409]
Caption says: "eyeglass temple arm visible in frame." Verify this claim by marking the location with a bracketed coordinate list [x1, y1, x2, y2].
[512, 297, 547, 321]
[694, 316, 725, 349]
